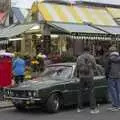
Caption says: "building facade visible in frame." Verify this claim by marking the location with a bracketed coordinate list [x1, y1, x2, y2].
[0, 0, 10, 12]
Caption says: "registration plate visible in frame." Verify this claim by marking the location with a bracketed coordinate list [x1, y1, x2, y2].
[26, 101, 30, 105]
[13, 99, 22, 103]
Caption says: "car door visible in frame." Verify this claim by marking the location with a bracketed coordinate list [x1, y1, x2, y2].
[63, 78, 79, 105]
[94, 65, 108, 101]
[63, 65, 79, 105]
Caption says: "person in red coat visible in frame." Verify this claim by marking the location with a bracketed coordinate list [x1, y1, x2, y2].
[0, 55, 12, 88]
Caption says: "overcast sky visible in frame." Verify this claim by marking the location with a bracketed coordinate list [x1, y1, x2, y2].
[11, 0, 35, 8]
[82, 0, 120, 4]
[11, 0, 120, 8]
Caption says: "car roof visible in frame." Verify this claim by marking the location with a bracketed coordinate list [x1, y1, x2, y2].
[48, 62, 103, 69]
[48, 62, 76, 67]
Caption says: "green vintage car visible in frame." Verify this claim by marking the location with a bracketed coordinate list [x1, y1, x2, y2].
[5, 63, 108, 113]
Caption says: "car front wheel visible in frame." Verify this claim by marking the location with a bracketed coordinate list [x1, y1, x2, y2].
[46, 94, 61, 113]
[14, 104, 26, 111]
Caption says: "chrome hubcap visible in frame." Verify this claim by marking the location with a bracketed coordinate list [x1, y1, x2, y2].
[53, 99, 59, 110]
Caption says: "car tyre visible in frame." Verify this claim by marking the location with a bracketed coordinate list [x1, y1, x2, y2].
[46, 94, 61, 113]
[14, 104, 26, 111]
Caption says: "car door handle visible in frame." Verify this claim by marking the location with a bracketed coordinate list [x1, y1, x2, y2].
[63, 90, 70, 93]
[94, 76, 105, 80]
[65, 81, 74, 84]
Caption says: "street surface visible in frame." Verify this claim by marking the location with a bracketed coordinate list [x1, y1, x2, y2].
[0, 104, 120, 120]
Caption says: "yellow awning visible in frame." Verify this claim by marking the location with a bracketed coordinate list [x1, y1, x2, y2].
[31, 2, 38, 14]
[37, 3, 117, 26]
[106, 7, 120, 18]
[38, 3, 83, 23]
[76, 6, 117, 26]
[31, 0, 44, 14]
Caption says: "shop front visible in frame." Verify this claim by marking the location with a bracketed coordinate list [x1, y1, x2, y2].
[30, 1, 120, 58]
[0, 0, 120, 60]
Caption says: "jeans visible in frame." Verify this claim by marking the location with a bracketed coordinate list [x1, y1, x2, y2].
[108, 78, 120, 107]
[77, 77, 96, 109]
[15, 75, 24, 85]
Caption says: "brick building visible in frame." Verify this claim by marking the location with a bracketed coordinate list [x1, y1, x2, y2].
[0, 0, 10, 12]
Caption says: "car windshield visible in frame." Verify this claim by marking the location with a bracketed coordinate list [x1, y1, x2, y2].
[41, 65, 73, 79]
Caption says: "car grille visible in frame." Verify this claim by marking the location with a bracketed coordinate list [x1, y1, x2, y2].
[11, 90, 29, 98]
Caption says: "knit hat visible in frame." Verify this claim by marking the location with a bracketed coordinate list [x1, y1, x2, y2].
[109, 46, 117, 52]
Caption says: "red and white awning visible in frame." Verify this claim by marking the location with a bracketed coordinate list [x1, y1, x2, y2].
[0, 12, 6, 24]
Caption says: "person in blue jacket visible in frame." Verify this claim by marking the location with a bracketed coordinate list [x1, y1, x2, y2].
[13, 53, 25, 85]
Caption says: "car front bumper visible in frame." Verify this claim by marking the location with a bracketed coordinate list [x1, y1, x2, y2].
[5, 96, 43, 106]
[5, 96, 41, 101]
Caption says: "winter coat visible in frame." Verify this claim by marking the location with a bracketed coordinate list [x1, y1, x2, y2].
[76, 52, 96, 78]
[106, 52, 120, 79]
[13, 57, 25, 76]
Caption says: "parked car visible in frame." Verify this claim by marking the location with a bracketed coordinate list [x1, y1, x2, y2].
[5, 63, 108, 113]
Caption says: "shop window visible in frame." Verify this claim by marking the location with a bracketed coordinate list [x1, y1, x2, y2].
[0, 0, 10, 11]
[0, 44, 6, 50]
[16, 40, 21, 52]
[31, 13, 37, 21]
[9, 14, 13, 24]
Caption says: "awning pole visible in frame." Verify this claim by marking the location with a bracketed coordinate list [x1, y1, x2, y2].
[59, 36, 62, 56]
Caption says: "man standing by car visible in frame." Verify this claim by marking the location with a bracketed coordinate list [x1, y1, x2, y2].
[13, 53, 25, 85]
[76, 46, 99, 114]
[105, 46, 120, 111]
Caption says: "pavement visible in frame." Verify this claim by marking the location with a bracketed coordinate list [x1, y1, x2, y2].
[1, 101, 120, 120]
[0, 100, 13, 109]
[0, 104, 120, 120]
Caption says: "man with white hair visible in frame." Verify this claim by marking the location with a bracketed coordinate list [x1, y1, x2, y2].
[106, 46, 120, 111]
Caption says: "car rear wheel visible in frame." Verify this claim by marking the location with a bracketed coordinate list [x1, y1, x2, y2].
[14, 104, 26, 111]
[46, 94, 61, 113]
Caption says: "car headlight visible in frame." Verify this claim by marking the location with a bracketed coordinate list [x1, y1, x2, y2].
[7, 90, 11, 96]
[33, 91, 38, 97]
[28, 92, 32, 97]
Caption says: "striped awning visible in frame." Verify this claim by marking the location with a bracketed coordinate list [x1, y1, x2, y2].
[48, 22, 106, 34]
[37, 3, 117, 26]
[0, 40, 8, 44]
[106, 7, 120, 18]
[0, 23, 34, 38]
[94, 25, 120, 35]
[0, 12, 6, 24]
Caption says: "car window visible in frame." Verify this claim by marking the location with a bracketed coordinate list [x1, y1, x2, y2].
[94, 65, 105, 76]
[41, 66, 73, 79]
[74, 65, 104, 77]
[94, 69, 99, 76]
[74, 66, 99, 77]
[97, 65, 105, 76]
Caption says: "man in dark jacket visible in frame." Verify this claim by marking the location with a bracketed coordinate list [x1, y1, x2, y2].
[76, 47, 99, 114]
[106, 46, 120, 111]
